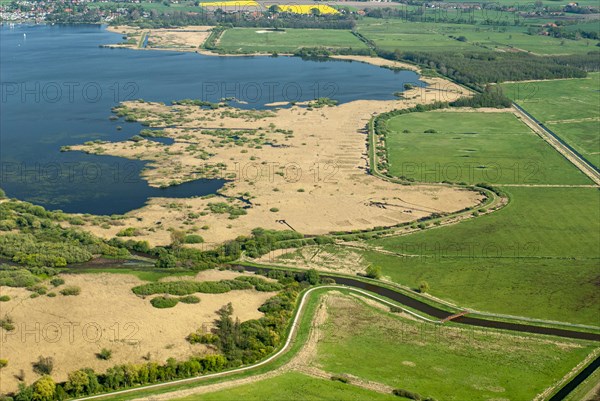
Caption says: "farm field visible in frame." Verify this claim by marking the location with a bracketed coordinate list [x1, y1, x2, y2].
[173, 372, 398, 401]
[384, 110, 591, 185]
[501, 73, 600, 168]
[277, 5, 340, 15]
[217, 28, 367, 53]
[315, 294, 596, 401]
[458, 0, 599, 6]
[356, 18, 597, 54]
[365, 187, 600, 324]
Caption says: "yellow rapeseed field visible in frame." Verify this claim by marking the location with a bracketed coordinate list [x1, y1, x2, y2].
[277, 4, 339, 14]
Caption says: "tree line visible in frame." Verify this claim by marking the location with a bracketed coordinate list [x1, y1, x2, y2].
[7, 268, 327, 401]
[380, 50, 599, 89]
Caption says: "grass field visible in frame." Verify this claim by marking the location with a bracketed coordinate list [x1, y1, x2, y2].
[384, 111, 591, 185]
[366, 187, 600, 325]
[217, 28, 367, 53]
[501, 73, 600, 168]
[316, 295, 596, 400]
[173, 372, 398, 401]
[356, 18, 597, 54]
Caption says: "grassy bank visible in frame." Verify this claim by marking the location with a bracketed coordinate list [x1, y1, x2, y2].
[316, 294, 597, 400]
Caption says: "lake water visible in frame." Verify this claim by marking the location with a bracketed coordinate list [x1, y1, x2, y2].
[0, 24, 425, 215]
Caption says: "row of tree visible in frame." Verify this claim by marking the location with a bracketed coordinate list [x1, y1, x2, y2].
[109, 8, 355, 30]
[11, 354, 228, 401]
[9, 268, 324, 401]
[381, 50, 599, 89]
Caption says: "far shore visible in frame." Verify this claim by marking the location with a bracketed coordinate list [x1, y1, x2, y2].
[103, 25, 426, 73]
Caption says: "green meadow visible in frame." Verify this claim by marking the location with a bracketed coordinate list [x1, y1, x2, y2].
[172, 372, 398, 401]
[366, 187, 600, 324]
[316, 295, 596, 400]
[217, 28, 367, 53]
[356, 18, 597, 54]
[384, 111, 591, 185]
[502, 73, 600, 168]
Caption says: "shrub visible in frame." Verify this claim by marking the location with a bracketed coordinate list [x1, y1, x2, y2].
[50, 278, 65, 287]
[187, 332, 218, 344]
[60, 286, 81, 296]
[331, 375, 349, 383]
[131, 278, 278, 297]
[419, 281, 430, 294]
[0, 295, 10, 302]
[235, 276, 284, 291]
[97, 348, 112, 360]
[179, 295, 200, 304]
[150, 296, 179, 308]
[365, 265, 382, 279]
[393, 389, 422, 400]
[28, 284, 47, 295]
[32, 356, 54, 375]
[269, 208, 279, 212]
[0, 315, 14, 331]
[116, 227, 139, 237]
[0, 359, 7, 369]
[47, 292, 56, 298]
[184, 235, 204, 244]
[156, 253, 177, 269]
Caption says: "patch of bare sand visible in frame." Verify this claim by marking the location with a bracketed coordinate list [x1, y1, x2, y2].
[0, 272, 274, 393]
[330, 55, 419, 72]
[74, 95, 482, 247]
[106, 26, 212, 51]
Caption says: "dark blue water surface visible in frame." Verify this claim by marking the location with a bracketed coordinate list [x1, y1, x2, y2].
[0, 24, 424, 215]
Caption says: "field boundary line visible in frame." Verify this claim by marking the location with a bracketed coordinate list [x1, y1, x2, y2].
[512, 104, 600, 185]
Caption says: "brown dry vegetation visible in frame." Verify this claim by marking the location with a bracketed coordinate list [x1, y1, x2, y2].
[70, 73, 480, 247]
[0, 270, 274, 393]
[107, 26, 213, 51]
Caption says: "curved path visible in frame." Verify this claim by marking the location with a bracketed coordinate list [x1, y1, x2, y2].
[73, 285, 402, 401]
[73, 279, 599, 401]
